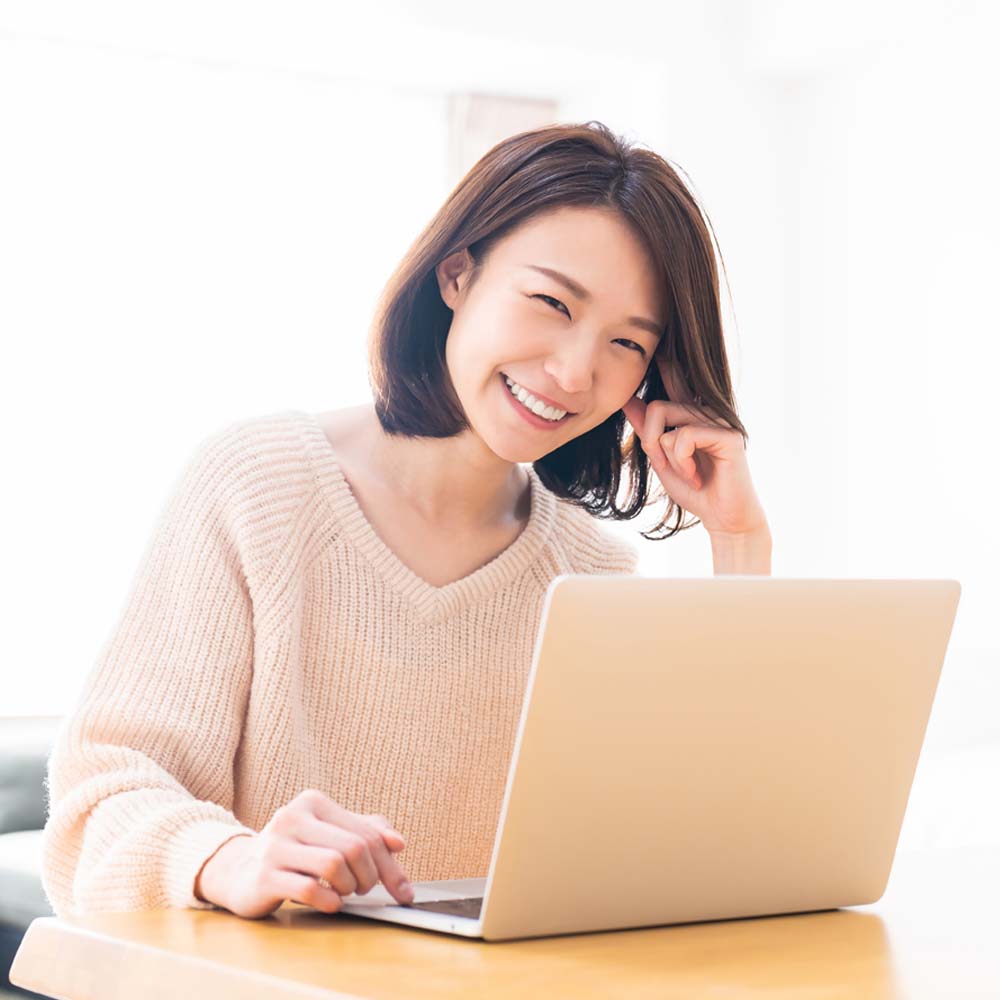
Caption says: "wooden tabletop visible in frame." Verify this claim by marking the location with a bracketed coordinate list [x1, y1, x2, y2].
[11, 843, 999, 999]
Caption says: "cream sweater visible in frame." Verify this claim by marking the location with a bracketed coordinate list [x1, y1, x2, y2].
[41, 409, 640, 917]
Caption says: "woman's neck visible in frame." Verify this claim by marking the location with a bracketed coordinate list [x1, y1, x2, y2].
[334, 404, 531, 533]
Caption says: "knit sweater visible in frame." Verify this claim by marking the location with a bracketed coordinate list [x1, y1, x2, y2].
[41, 409, 640, 917]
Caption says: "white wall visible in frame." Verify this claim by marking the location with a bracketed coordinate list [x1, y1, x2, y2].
[1, 7, 453, 715]
[729, 0, 1000, 851]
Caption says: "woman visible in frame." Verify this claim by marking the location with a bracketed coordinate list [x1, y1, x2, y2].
[41, 121, 771, 921]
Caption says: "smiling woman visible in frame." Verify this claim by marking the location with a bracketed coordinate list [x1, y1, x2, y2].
[40, 120, 768, 926]
[369, 120, 749, 541]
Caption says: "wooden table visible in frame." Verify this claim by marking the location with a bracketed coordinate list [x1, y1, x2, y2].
[11, 844, 999, 998]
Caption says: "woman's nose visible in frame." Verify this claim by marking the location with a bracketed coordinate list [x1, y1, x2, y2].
[543, 341, 599, 396]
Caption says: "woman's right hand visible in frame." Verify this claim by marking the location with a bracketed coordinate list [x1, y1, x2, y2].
[195, 789, 415, 919]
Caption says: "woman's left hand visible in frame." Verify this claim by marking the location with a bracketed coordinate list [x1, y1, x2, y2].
[621, 362, 770, 539]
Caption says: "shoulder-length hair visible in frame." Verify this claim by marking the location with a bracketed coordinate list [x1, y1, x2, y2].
[367, 120, 746, 540]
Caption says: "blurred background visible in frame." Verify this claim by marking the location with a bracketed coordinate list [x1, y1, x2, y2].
[0, 0, 997, 916]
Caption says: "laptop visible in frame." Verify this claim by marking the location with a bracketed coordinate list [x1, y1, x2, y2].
[338, 575, 961, 941]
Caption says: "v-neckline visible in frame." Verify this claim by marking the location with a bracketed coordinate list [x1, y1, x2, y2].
[290, 409, 558, 622]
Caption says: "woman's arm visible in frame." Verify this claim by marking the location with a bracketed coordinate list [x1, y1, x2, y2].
[41, 427, 259, 917]
[710, 525, 772, 575]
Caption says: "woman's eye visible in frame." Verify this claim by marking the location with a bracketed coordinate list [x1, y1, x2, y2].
[531, 294, 645, 357]
[534, 294, 570, 318]
[616, 339, 647, 357]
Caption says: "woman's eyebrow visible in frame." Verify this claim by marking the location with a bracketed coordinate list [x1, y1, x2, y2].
[523, 264, 662, 337]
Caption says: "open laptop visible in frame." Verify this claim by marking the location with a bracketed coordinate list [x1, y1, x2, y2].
[338, 575, 961, 941]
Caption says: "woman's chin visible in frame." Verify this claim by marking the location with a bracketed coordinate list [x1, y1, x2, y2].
[491, 436, 570, 466]
[475, 425, 542, 464]
[489, 442, 541, 465]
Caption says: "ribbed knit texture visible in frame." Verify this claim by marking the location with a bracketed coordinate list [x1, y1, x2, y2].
[41, 409, 640, 917]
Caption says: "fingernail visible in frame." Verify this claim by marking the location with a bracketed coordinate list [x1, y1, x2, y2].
[400, 881, 413, 902]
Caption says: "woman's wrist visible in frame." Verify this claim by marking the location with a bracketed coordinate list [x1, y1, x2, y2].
[194, 833, 253, 906]
[710, 525, 772, 575]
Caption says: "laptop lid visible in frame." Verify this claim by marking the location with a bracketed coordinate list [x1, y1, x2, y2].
[478, 576, 960, 940]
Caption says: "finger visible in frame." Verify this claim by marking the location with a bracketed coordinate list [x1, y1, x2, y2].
[295, 814, 380, 894]
[276, 835, 365, 897]
[360, 827, 414, 904]
[306, 803, 413, 904]
[650, 431, 697, 498]
[658, 429, 696, 486]
[642, 398, 668, 451]
[661, 427, 699, 483]
[627, 398, 695, 491]
[272, 869, 344, 913]
[638, 416, 678, 485]
[627, 399, 671, 477]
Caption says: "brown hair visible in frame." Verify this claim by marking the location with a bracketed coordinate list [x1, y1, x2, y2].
[367, 120, 745, 540]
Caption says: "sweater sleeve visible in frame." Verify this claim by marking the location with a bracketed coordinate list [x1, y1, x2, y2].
[41, 424, 261, 917]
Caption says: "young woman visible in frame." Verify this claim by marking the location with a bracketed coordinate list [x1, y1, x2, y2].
[41, 121, 770, 921]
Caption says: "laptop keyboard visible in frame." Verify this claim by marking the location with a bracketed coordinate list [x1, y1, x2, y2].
[404, 896, 483, 919]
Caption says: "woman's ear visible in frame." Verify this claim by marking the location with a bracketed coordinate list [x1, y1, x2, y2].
[435, 249, 474, 310]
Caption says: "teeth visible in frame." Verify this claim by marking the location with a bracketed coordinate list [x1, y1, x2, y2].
[504, 376, 567, 421]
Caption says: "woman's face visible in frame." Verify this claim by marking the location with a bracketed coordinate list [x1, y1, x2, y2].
[436, 205, 666, 463]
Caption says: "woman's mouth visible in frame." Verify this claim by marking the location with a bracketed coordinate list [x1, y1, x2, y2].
[499, 373, 573, 429]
